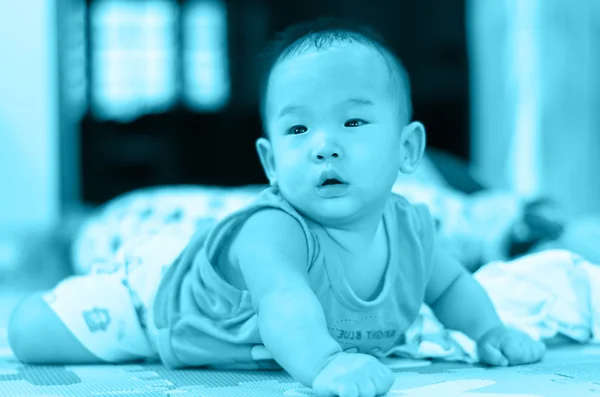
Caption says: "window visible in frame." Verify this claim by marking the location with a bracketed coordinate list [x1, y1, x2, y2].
[183, 0, 230, 112]
[88, 0, 229, 121]
[90, 0, 177, 121]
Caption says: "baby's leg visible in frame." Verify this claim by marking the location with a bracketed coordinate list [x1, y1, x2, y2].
[8, 269, 157, 365]
[8, 292, 104, 364]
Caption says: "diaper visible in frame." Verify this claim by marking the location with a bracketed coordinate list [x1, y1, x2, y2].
[42, 232, 190, 363]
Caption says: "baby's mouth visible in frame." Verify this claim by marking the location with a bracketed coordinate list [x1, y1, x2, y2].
[316, 175, 350, 198]
[317, 170, 347, 187]
[321, 178, 343, 186]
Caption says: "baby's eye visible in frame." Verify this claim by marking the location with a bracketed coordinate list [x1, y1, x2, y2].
[344, 119, 367, 127]
[288, 125, 308, 135]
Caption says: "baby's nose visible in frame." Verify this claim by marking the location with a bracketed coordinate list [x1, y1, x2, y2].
[313, 142, 341, 161]
[315, 150, 339, 160]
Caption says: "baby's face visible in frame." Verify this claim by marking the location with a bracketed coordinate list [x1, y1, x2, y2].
[263, 42, 406, 225]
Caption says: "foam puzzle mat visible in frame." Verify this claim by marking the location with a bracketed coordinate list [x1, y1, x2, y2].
[0, 338, 599, 397]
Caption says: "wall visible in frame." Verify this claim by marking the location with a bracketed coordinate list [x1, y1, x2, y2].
[0, 1, 59, 234]
[468, 0, 600, 216]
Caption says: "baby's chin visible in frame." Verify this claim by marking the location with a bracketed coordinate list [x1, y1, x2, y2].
[287, 194, 369, 226]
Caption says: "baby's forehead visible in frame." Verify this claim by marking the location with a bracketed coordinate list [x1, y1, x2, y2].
[279, 40, 388, 69]
[260, 36, 411, 130]
[269, 43, 400, 102]
[274, 44, 395, 90]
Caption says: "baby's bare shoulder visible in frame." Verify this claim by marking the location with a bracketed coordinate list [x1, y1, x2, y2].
[231, 208, 308, 267]
[232, 208, 307, 253]
[229, 208, 311, 301]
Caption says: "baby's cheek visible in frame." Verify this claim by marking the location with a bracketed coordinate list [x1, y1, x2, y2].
[279, 170, 304, 191]
[278, 175, 312, 207]
[364, 161, 398, 189]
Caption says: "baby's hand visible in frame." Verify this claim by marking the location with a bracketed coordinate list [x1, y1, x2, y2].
[312, 352, 394, 397]
[477, 325, 546, 367]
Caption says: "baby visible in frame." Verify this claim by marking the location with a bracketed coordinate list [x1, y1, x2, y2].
[8, 16, 546, 397]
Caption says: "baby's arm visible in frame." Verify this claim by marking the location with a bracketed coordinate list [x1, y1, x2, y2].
[234, 209, 343, 386]
[424, 246, 546, 366]
[424, 246, 503, 342]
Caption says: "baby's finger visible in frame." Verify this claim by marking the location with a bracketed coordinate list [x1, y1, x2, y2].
[312, 385, 336, 397]
[523, 340, 546, 364]
[478, 343, 509, 367]
[535, 340, 547, 358]
[535, 341, 546, 356]
[502, 339, 530, 365]
[359, 378, 377, 397]
[377, 363, 394, 380]
[337, 383, 359, 397]
[374, 366, 395, 395]
[505, 336, 545, 365]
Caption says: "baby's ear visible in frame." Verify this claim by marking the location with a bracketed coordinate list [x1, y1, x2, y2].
[256, 137, 278, 186]
[399, 121, 426, 174]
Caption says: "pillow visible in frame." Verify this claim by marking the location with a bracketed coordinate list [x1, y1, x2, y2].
[71, 185, 265, 275]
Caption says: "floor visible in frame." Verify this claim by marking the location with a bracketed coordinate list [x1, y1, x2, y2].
[0, 330, 599, 396]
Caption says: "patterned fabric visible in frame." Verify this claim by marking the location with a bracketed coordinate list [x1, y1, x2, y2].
[72, 185, 266, 275]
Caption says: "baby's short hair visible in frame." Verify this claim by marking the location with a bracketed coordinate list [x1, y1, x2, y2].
[256, 16, 412, 138]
